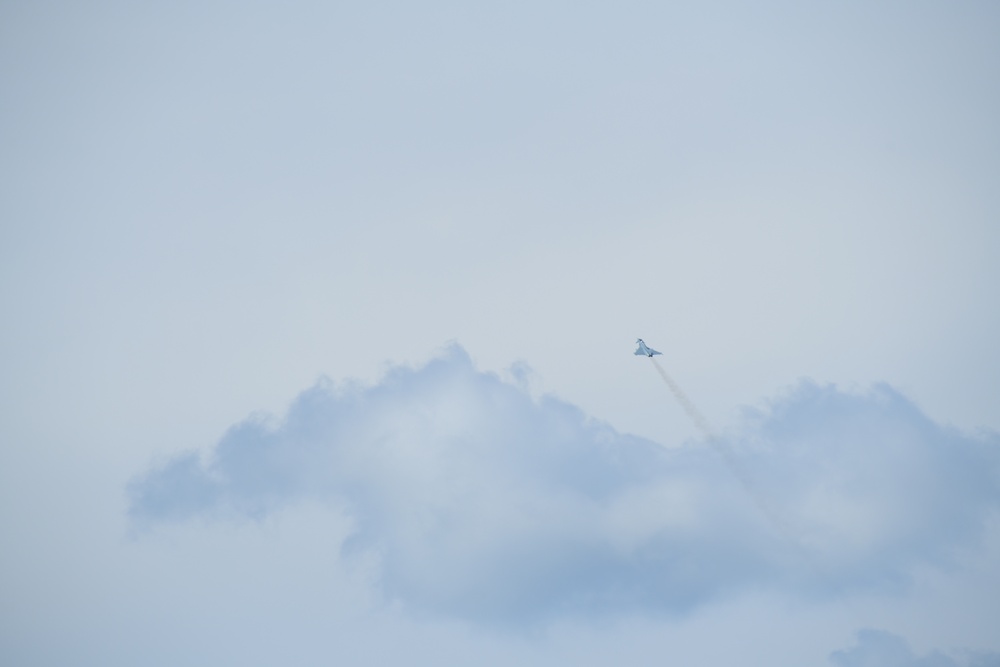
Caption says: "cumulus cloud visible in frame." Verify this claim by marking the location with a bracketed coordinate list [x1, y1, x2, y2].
[128, 345, 1000, 623]
[729, 381, 1000, 593]
[830, 629, 1000, 667]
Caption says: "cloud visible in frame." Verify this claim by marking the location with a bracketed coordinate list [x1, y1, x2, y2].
[128, 344, 1000, 623]
[830, 629, 1000, 667]
[729, 381, 1000, 593]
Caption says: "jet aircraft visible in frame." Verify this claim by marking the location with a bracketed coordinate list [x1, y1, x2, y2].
[634, 338, 661, 357]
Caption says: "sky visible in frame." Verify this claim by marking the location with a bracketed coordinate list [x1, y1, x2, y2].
[2, 1, 999, 665]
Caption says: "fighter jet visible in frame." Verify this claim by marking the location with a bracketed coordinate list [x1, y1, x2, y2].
[634, 338, 662, 357]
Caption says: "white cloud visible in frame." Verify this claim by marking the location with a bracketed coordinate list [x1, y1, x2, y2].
[129, 345, 1000, 624]
[830, 629, 1000, 667]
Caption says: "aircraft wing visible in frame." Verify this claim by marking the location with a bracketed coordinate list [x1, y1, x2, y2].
[635, 339, 662, 356]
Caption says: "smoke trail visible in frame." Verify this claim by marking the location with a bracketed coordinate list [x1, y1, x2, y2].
[651, 354, 883, 603]
[649, 358, 787, 533]
[649, 359, 873, 606]
[650, 359, 715, 441]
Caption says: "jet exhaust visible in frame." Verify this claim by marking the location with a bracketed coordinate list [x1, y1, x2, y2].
[650, 358, 752, 488]
[650, 358, 714, 440]
[648, 357, 789, 535]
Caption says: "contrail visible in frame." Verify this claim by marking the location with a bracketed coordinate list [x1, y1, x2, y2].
[650, 358, 715, 441]
[649, 358, 787, 533]
[650, 358, 752, 488]
[649, 357, 856, 602]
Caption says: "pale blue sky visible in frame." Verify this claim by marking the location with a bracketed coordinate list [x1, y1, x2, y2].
[2, 1, 999, 665]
